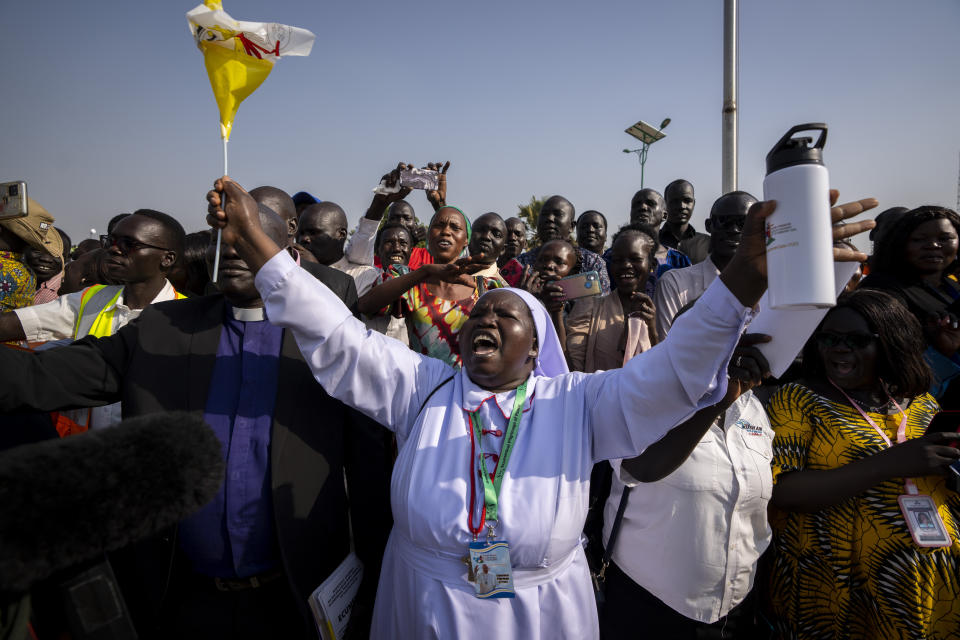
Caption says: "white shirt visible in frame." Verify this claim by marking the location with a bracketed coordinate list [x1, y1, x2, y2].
[603, 392, 774, 623]
[14, 280, 179, 342]
[344, 217, 381, 266]
[654, 256, 721, 341]
[330, 255, 380, 297]
[361, 267, 410, 345]
[255, 250, 751, 639]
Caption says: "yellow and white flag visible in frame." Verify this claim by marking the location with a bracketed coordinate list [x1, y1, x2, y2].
[186, 1, 315, 141]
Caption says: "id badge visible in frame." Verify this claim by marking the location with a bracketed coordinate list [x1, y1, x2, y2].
[467, 540, 515, 598]
[898, 494, 952, 548]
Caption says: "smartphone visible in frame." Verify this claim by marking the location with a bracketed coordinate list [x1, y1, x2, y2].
[949, 460, 960, 493]
[0, 181, 28, 220]
[555, 271, 601, 302]
[927, 410, 960, 445]
[399, 168, 439, 191]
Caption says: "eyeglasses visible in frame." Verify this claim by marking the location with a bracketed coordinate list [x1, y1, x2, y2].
[814, 331, 879, 349]
[710, 215, 748, 232]
[100, 235, 169, 254]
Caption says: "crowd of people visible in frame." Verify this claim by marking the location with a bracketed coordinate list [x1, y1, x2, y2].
[0, 161, 958, 640]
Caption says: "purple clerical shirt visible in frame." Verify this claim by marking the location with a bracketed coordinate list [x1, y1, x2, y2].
[178, 304, 283, 578]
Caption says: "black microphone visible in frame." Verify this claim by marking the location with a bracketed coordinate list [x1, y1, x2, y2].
[0, 411, 224, 593]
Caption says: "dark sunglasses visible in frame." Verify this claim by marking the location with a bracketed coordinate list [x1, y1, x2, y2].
[100, 234, 169, 254]
[710, 215, 748, 232]
[815, 331, 879, 349]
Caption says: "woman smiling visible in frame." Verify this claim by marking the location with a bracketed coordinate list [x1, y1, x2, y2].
[207, 178, 874, 640]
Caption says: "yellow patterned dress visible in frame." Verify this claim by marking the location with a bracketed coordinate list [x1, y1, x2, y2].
[767, 382, 960, 639]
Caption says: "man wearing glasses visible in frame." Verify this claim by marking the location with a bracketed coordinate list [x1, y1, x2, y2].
[0, 209, 186, 427]
[654, 192, 757, 341]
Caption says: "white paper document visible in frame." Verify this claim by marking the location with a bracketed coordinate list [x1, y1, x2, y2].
[308, 552, 364, 640]
[751, 261, 859, 378]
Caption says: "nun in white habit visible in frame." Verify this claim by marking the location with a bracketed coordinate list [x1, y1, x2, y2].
[205, 178, 875, 640]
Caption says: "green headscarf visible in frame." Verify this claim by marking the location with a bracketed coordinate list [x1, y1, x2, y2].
[430, 205, 471, 241]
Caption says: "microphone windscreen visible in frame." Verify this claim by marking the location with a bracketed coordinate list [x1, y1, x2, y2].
[0, 411, 224, 593]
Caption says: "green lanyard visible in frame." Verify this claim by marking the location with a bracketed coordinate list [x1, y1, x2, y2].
[468, 381, 527, 526]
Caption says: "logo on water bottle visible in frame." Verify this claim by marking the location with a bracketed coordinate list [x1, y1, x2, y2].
[765, 222, 775, 246]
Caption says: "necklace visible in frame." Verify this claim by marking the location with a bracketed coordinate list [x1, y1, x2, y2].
[847, 394, 892, 413]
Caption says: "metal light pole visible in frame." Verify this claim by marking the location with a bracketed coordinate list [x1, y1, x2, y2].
[722, 0, 738, 193]
[623, 118, 671, 188]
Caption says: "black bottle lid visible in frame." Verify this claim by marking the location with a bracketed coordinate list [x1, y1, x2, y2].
[765, 123, 828, 174]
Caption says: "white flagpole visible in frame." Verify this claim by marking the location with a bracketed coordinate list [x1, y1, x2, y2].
[211, 136, 228, 283]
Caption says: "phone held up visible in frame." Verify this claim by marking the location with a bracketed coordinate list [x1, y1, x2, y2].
[399, 168, 439, 191]
[927, 410, 960, 493]
[0, 181, 28, 221]
[555, 271, 601, 302]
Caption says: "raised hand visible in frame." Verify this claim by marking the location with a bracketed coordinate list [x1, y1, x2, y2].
[420, 255, 487, 286]
[540, 280, 565, 313]
[206, 176, 283, 272]
[721, 191, 877, 308]
[425, 161, 450, 212]
[829, 190, 877, 263]
[624, 292, 656, 324]
[518, 266, 543, 297]
[374, 162, 414, 205]
[724, 333, 772, 405]
[206, 176, 262, 247]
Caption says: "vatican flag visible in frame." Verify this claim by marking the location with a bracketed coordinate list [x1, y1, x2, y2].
[186, 1, 315, 141]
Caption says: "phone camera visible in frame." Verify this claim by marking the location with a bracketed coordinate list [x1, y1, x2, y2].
[8, 185, 18, 197]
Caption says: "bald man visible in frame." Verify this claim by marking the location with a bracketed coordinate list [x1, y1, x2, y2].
[250, 186, 299, 241]
[298, 202, 380, 296]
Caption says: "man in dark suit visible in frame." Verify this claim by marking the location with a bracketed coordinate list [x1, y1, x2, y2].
[0, 205, 393, 639]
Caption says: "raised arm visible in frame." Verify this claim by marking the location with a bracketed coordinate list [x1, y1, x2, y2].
[0, 329, 132, 413]
[208, 177, 452, 435]
[621, 334, 770, 481]
[587, 194, 876, 462]
[345, 163, 415, 265]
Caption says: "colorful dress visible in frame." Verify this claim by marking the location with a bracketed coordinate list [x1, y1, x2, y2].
[384, 265, 504, 367]
[767, 382, 960, 640]
[0, 251, 36, 312]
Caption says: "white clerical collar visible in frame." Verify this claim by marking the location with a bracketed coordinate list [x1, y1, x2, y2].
[231, 306, 266, 322]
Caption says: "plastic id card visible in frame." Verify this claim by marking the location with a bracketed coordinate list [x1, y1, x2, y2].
[898, 494, 952, 548]
[468, 540, 515, 598]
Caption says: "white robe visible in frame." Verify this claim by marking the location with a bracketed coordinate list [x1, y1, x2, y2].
[255, 251, 750, 639]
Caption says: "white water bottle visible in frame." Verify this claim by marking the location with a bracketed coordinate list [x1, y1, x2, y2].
[762, 123, 835, 309]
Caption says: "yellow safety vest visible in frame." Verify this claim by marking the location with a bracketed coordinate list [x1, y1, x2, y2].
[72, 284, 186, 339]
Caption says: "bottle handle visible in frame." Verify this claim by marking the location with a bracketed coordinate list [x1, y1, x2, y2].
[772, 123, 828, 152]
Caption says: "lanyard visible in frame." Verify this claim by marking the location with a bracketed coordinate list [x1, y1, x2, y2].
[829, 378, 917, 494]
[467, 381, 527, 539]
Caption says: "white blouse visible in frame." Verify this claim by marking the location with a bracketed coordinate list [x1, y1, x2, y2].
[255, 251, 751, 640]
[604, 391, 774, 623]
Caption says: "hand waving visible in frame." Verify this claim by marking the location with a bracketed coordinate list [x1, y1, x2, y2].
[425, 161, 450, 212]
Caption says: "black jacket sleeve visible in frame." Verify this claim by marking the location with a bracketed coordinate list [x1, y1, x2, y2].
[0, 323, 136, 413]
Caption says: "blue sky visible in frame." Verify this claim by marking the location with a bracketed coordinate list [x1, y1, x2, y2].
[1, 0, 957, 249]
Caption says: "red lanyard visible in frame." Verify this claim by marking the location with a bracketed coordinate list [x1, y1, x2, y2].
[829, 379, 917, 494]
[467, 413, 488, 539]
